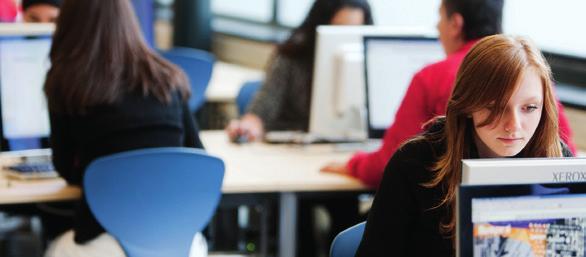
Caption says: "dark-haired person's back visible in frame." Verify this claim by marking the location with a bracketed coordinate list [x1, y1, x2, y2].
[49, 90, 203, 240]
[43, 0, 207, 256]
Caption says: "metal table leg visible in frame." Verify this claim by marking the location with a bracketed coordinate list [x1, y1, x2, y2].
[278, 192, 297, 257]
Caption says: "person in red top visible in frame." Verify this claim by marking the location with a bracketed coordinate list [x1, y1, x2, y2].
[0, 0, 17, 22]
[322, 0, 577, 188]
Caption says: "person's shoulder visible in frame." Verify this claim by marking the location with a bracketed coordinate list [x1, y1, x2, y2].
[409, 56, 457, 93]
[104, 89, 183, 114]
[393, 118, 445, 163]
[384, 126, 443, 188]
[410, 54, 461, 99]
[395, 137, 440, 162]
[271, 51, 312, 69]
[270, 52, 298, 67]
[418, 41, 476, 77]
[381, 137, 437, 189]
[416, 52, 463, 77]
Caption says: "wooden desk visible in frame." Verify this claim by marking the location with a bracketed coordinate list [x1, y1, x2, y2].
[0, 132, 368, 257]
[0, 150, 81, 205]
[202, 131, 367, 193]
[0, 132, 365, 202]
[202, 131, 369, 257]
[0, 182, 81, 205]
[206, 62, 264, 102]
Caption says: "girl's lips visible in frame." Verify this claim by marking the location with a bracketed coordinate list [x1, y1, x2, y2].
[497, 137, 522, 144]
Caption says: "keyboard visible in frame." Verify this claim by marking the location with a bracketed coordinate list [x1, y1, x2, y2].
[264, 131, 365, 144]
[5, 162, 58, 180]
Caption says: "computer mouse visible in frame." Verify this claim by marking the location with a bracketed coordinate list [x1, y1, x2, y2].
[231, 134, 249, 144]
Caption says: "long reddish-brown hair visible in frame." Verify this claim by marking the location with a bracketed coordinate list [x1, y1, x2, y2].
[424, 34, 563, 236]
[44, 0, 189, 114]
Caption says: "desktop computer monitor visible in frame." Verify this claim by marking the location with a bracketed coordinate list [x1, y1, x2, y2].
[363, 36, 444, 138]
[457, 158, 586, 257]
[0, 24, 54, 152]
[308, 26, 436, 141]
[458, 183, 586, 257]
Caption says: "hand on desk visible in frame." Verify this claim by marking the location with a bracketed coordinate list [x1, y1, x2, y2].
[320, 162, 351, 176]
[225, 114, 264, 143]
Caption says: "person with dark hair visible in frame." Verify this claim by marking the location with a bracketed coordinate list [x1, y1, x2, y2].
[22, 0, 61, 23]
[355, 34, 574, 257]
[43, 0, 205, 256]
[321, 0, 576, 187]
[226, 0, 374, 141]
[224, 1, 372, 256]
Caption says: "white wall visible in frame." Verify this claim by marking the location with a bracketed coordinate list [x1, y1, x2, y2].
[503, 0, 586, 58]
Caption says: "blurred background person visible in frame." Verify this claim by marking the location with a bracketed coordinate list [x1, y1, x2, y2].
[226, 0, 374, 142]
[22, 0, 61, 23]
[43, 0, 205, 256]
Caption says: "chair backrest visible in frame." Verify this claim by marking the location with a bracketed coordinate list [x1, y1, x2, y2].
[161, 47, 215, 113]
[235, 80, 262, 116]
[84, 147, 224, 257]
[330, 222, 366, 257]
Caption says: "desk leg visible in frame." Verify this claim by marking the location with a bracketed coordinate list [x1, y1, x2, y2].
[279, 192, 297, 257]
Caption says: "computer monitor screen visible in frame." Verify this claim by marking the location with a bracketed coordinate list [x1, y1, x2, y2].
[458, 183, 586, 257]
[309, 26, 436, 140]
[363, 36, 443, 138]
[0, 35, 52, 151]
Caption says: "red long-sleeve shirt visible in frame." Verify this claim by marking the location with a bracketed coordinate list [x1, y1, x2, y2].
[347, 40, 577, 188]
[0, 0, 17, 22]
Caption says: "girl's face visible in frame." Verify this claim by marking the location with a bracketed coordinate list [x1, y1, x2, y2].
[472, 68, 544, 158]
[330, 7, 365, 25]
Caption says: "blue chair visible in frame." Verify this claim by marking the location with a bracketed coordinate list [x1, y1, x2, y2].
[236, 80, 262, 116]
[161, 47, 215, 113]
[330, 222, 366, 257]
[84, 147, 225, 257]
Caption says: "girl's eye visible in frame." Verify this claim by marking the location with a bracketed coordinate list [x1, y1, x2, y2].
[524, 104, 539, 113]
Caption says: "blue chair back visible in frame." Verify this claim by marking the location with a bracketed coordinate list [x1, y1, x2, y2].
[161, 47, 215, 112]
[236, 80, 262, 116]
[330, 222, 366, 257]
[84, 147, 225, 257]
